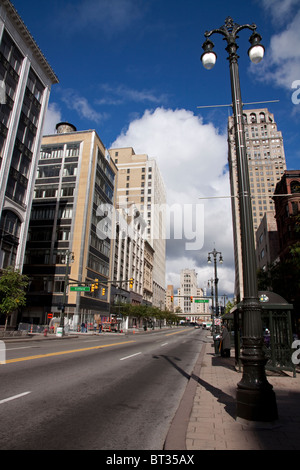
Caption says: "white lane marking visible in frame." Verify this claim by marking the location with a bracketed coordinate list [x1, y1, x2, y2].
[0, 391, 31, 405]
[120, 352, 142, 361]
[83, 340, 103, 343]
[161, 343, 168, 346]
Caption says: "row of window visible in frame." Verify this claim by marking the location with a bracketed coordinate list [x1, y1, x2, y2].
[34, 185, 75, 198]
[30, 206, 73, 220]
[37, 163, 77, 178]
[40, 143, 80, 159]
[27, 227, 71, 242]
[243, 112, 271, 124]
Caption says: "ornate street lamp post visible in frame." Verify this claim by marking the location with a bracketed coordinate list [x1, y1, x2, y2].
[207, 248, 223, 318]
[201, 17, 277, 423]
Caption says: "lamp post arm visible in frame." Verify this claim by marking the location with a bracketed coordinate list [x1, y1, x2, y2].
[204, 17, 257, 43]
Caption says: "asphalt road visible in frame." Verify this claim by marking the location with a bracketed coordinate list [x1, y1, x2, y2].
[0, 328, 205, 450]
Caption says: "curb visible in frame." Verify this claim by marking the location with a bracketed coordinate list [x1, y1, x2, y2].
[164, 342, 206, 450]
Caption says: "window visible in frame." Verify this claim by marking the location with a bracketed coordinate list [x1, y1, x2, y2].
[66, 143, 80, 157]
[61, 185, 75, 197]
[34, 186, 58, 198]
[37, 165, 60, 178]
[63, 164, 77, 177]
[58, 206, 73, 219]
[56, 228, 70, 241]
[0, 210, 21, 238]
[290, 181, 300, 194]
[40, 145, 64, 159]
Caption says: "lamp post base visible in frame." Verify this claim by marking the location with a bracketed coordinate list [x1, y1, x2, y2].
[236, 387, 278, 424]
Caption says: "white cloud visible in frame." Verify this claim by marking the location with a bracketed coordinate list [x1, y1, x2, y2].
[111, 107, 235, 294]
[59, 88, 109, 124]
[252, 6, 300, 89]
[259, 0, 300, 24]
[97, 84, 168, 106]
[43, 103, 62, 135]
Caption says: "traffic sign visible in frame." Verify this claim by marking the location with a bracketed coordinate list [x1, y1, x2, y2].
[70, 286, 90, 292]
[195, 299, 209, 303]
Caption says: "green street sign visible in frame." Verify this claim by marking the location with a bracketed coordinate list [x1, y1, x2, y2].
[70, 286, 90, 292]
[195, 299, 209, 303]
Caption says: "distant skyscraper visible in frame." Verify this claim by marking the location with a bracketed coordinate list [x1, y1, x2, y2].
[177, 269, 210, 322]
[228, 108, 286, 300]
[109, 147, 166, 308]
[0, 0, 58, 271]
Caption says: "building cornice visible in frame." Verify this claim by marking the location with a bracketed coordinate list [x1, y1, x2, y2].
[2, 0, 59, 84]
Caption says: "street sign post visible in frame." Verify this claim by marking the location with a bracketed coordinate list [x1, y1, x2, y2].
[195, 299, 209, 303]
[70, 286, 90, 292]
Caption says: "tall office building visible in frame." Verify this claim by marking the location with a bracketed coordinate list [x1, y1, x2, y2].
[23, 124, 117, 328]
[0, 0, 58, 271]
[109, 147, 166, 308]
[228, 108, 286, 300]
[177, 269, 210, 322]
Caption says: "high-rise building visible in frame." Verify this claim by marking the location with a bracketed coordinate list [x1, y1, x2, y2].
[0, 0, 58, 271]
[110, 204, 146, 307]
[274, 170, 300, 262]
[23, 124, 117, 328]
[109, 147, 166, 308]
[256, 211, 280, 271]
[228, 108, 286, 300]
[177, 269, 210, 323]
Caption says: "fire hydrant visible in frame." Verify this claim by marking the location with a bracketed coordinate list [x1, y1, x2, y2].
[44, 328, 48, 337]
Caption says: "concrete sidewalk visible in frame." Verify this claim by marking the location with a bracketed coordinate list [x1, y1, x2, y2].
[166, 339, 300, 450]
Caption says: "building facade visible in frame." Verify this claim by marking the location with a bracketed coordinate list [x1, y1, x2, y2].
[273, 170, 300, 261]
[109, 204, 146, 310]
[22, 124, 117, 328]
[177, 269, 210, 323]
[0, 0, 58, 272]
[143, 240, 154, 306]
[165, 284, 174, 312]
[256, 211, 280, 271]
[109, 147, 166, 309]
[228, 108, 286, 300]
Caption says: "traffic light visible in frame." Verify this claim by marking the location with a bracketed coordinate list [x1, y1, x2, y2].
[190, 296, 193, 303]
[102, 287, 105, 296]
[91, 284, 95, 292]
[129, 278, 133, 288]
[95, 279, 99, 289]
[171, 295, 173, 303]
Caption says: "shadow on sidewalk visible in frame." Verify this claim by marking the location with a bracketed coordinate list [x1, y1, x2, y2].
[155, 353, 236, 420]
[192, 374, 236, 419]
[211, 354, 237, 371]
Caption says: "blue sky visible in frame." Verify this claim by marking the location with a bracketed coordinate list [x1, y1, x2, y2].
[11, 0, 300, 296]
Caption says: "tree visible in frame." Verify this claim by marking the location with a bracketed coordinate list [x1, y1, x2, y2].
[0, 267, 28, 331]
[225, 299, 237, 314]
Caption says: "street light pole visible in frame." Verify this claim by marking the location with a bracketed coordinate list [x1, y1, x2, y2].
[201, 17, 277, 423]
[61, 249, 74, 330]
[207, 248, 223, 317]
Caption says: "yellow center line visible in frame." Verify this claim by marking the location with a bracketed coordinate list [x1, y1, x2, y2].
[165, 329, 189, 336]
[5, 341, 136, 364]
